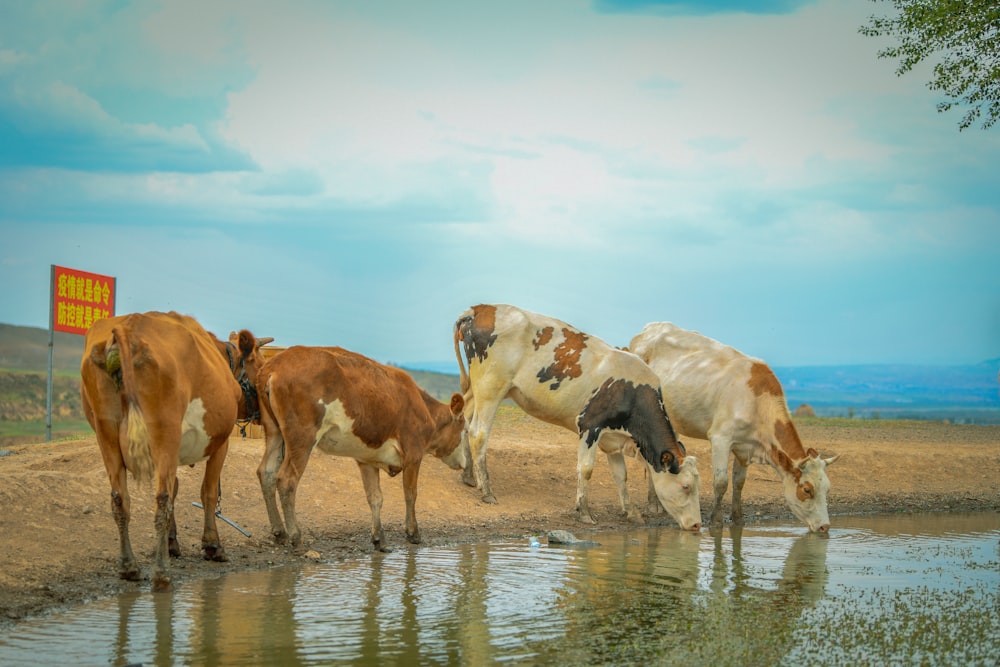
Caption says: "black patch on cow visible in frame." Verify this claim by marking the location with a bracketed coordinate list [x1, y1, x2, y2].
[457, 305, 498, 364]
[577, 378, 680, 474]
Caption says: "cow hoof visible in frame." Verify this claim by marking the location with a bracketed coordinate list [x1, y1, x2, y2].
[119, 567, 142, 582]
[151, 576, 172, 593]
[461, 472, 477, 488]
[169, 541, 182, 558]
[626, 512, 646, 525]
[481, 493, 499, 505]
[272, 531, 289, 545]
[203, 544, 228, 562]
[575, 512, 597, 525]
[406, 533, 422, 545]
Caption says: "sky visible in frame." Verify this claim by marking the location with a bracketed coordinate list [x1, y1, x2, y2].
[2, 0, 998, 370]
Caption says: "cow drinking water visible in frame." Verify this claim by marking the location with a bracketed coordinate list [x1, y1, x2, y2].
[629, 322, 838, 533]
[454, 304, 701, 530]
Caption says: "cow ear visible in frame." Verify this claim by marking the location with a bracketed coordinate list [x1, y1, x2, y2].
[237, 330, 257, 355]
[806, 447, 819, 459]
[450, 392, 464, 416]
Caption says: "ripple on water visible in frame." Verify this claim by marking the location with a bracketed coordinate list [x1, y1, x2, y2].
[0, 512, 996, 666]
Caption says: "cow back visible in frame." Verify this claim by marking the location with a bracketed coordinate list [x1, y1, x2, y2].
[258, 346, 450, 468]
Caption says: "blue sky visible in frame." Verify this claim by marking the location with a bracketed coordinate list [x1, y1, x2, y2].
[2, 0, 998, 369]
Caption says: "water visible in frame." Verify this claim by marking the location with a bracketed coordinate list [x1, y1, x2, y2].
[1, 512, 997, 666]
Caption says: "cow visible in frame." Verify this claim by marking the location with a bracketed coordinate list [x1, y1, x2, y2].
[80, 311, 270, 591]
[454, 304, 701, 531]
[628, 322, 838, 533]
[255, 345, 467, 551]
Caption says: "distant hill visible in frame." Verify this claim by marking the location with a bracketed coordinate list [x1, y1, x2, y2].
[0, 323, 86, 375]
[774, 361, 1000, 420]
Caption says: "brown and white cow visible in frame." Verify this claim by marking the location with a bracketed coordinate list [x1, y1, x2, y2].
[80, 311, 269, 590]
[628, 322, 838, 533]
[255, 346, 467, 551]
[454, 304, 701, 530]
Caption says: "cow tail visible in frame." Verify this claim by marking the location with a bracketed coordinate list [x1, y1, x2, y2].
[114, 325, 154, 484]
[453, 318, 471, 395]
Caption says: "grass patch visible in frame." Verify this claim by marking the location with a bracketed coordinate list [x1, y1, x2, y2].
[0, 419, 92, 446]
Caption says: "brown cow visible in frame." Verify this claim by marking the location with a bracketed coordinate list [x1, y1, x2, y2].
[80, 311, 270, 590]
[255, 346, 467, 551]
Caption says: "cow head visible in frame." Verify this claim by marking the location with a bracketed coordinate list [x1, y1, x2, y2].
[228, 331, 273, 423]
[428, 393, 468, 471]
[783, 450, 838, 533]
[649, 455, 701, 531]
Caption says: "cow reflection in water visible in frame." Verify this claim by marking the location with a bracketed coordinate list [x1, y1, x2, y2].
[111, 591, 176, 667]
[708, 527, 830, 603]
[704, 526, 831, 661]
[110, 567, 307, 666]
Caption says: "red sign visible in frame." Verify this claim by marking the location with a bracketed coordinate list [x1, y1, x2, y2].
[52, 265, 116, 335]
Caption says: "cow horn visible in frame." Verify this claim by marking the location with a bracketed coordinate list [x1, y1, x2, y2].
[823, 454, 840, 466]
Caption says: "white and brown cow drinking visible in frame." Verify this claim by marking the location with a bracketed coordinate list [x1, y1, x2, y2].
[80, 311, 270, 591]
[454, 304, 701, 530]
[255, 346, 467, 551]
[628, 322, 838, 533]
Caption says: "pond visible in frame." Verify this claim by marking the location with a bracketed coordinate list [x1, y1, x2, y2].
[1, 511, 997, 666]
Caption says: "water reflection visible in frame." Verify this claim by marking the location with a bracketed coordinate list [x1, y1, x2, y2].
[705, 527, 831, 664]
[706, 526, 830, 601]
[0, 513, 996, 666]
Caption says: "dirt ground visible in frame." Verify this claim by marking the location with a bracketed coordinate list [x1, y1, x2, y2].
[1, 411, 998, 628]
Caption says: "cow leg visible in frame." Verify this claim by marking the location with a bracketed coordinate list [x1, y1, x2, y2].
[574, 435, 599, 524]
[199, 439, 229, 562]
[606, 451, 644, 523]
[709, 441, 731, 528]
[358, 463, 388, 552]
[168, 477, 181, 557]
[275, 436, 316, 547]
[94, 416, 141, 581]
[599, 432, 644, 524]
[402, 460, 422, 545]
[645, 474, 663, 516]
[459, 397, 477, 488]
[257, 414, 289, 543]
[730, 458, 749, 526]
[465, 398, 502, 504]
[151, 483, 174, 592]
[109, 471, 141, 581]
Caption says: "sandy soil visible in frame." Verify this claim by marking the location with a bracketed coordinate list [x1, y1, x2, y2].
[1, 410, 998, 628]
